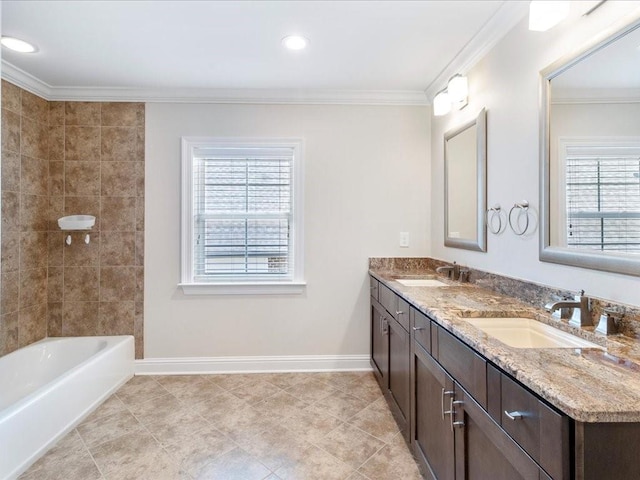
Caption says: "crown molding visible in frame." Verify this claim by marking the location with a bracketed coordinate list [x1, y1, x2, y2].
[1, 60, 428, 106]
[424, 1, 529, 101]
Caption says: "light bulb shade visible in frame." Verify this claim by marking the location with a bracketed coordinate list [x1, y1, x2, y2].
[433, 91, 451, 116]
[282, 35, 309, 50]
[447, 75, 468, 103]
[528, 1, 570, 32]
[0, 36, 37, 53]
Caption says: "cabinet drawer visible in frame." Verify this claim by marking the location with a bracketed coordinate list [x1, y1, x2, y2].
[436, 326, 487, 408]
[370, 277, 379, 301]
[411, 308, 431, 353]
[378, 284, 409, 331]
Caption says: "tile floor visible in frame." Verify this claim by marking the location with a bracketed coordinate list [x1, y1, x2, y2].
[19, 372, 423, 480]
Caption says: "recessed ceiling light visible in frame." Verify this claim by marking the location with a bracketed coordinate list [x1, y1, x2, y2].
[1, 36, 37, 53]
[282, 35, 309, 51]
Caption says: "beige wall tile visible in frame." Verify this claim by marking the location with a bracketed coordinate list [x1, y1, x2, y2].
[49, 161, 65, 196]
[136, 197, 145, 231]
[48, 232, 64, 267]
[65, 161, 100, 196]
[21, 194, 49, 231]
[135, 161, 145, 196]
[20, 231, 48, 270]
[48, 302, 63, 336]
[135, 267, 144, 302]
[66, 102, 101, 126]
[101, 127, 137, 162]
[134, 301, 143, 359]
[100, 267, 136, 302]
[21, 117, 49, 160]
[101, 103, 144, 127]
[64, 267, 99, 302]
[49, 125, 65, 161]
[101, 161, 137, 196]
[98, 301, 135, 336]
[49, 101, 65, 126]
[62, 301, 99, 336]
[2, 191, 20, 232]
[135, 232, 144, 266]
[64, 232, 100, 266]
[65, 196, 101, 230]
[22, 90, 49, 124]
[0, 312, 19, 355]
[101, 197, 136, 231]
[48, 195, 65, 231]
[65, 126, 101, 161]
[1, 150, 20, 193]
[2, 80, 21, 114]
[1, 271, 20, 315]
[48, 267, 63, 303]
[21, 155, 49, 195]
[2, 109, 21, 153]
[18, 302, 47, 347]
[101, 232, 135, 266]
[136, 127, 145, 162]
[20, 267, 47, 309]
[2, 230, 20, 273]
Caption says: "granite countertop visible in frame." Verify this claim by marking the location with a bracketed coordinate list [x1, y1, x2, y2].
[370, 267, 640, 423]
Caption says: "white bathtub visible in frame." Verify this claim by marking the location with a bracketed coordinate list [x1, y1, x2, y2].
[0, 336, 134, 479]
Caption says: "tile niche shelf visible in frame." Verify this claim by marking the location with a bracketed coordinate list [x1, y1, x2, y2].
[58, 215, 96, 245]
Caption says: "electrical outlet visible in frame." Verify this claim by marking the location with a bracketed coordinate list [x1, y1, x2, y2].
[399, 232, 409, 248]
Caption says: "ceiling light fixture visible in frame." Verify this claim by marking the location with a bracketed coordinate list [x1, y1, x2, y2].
[528, 1, 570, 32]
[433, 74, 469, 116]
[433, 90, 452, 117]
[0, 36, 37, 53]
[282, 35, 309, 51]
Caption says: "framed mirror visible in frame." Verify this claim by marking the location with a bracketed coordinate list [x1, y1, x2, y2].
[444, 108, 487, 252]
[540, 17, 640, 277]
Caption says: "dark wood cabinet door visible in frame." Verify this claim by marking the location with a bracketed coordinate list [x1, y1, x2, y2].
[413, 344, 455, 480]
[454, 387, 539, 480]
[389, 317, 410, 425]
[371, 299, 389, 389]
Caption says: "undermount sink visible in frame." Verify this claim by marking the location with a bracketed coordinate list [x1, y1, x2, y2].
[395, 278, 449, 287]
[465, 317, 603, 349]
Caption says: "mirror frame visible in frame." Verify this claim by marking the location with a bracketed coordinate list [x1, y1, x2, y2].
[539, 17, 640, 277]
[444, 108, 487, 252]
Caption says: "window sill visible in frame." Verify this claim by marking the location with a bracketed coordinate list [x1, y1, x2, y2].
[178, 282, 307, 295]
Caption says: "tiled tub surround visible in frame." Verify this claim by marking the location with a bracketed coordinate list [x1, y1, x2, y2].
[370, 258, 640, 423]
[17, 372, 421, 480]
[1, 336, 134, 479]
[0, 79, 145, 358]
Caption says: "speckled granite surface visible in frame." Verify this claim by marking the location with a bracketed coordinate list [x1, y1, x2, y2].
[369, 258, 640, 423]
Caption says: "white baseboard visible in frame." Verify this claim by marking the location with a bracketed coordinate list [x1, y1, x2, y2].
[134, 354, 372, 375]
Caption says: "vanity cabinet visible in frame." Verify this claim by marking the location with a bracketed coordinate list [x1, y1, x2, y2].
[370, 297, 389, 389]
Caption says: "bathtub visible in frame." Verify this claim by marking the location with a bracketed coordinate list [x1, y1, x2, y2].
[0, 336, 134, 479]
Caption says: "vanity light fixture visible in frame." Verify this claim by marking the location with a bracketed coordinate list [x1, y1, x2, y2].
[282, 35, 309, 51]
[433, 74, 468, 116]
[528, 1, 570, 32]
[0, 36, 37, 53]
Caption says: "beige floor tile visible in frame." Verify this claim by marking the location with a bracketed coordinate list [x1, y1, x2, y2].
[190, 390, 249, 424]
[90, 430, 188, 480]
[84, 395, 128, 423]
[229, 379, 283, 405]
[284, 377, 340, 402]
[264, 475, 283, 480]
[357, 442, 423, 480]
[313, 423, 386, 469]
[347, 401, 400, 443]
[192, 447, 271, 480]
[252, 390, 309, 421]
[342, 380, 384, 404]
[258, 372, 311, 389]
[128, 393, 185, 425]
[77, 409, 144, 447]
[116, 375, 169, 406]
[312, 389, 370, 421]
[237, 425, 313, 471]
[163, 424, 237, 476]
[283, 404, 343, 443]
[207, 373, 261, 391]
[213, 403, 282, 444]
[155, 375, 224, 403]
[346, 472, 370, 480]
[274, 444, 354, 480]
[145, 408, 211, 446]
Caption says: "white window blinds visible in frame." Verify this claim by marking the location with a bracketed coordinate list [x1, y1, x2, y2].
[192, 147, 294, 281]
[565, 145, 640, 253]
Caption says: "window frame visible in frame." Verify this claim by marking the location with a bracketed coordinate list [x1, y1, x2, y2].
[179, 137, 305, 295]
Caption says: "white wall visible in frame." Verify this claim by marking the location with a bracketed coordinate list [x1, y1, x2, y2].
[431, 2, 640, 308]
[145, 103, 430, 358]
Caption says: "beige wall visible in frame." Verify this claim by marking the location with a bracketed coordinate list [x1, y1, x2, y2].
[0, 80, 146, 357]
[430, 3, 640, 307]
[145, 103, 430, 358]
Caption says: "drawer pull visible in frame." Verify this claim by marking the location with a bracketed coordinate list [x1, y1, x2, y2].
[412, 326, 425, 331]
[441, 388, 455, 419]
[450, 399, 465, 431]
[504, 410, 524, 420]
[395, 310, 404, 316]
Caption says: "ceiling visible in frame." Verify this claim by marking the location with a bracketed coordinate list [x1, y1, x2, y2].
[1, 1, 527, 103]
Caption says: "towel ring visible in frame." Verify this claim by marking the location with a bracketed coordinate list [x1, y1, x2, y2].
[508, 201, 530, 236]
[486, 205, 504, 235]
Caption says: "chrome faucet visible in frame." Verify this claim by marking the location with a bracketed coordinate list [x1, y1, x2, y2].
[545, 290, 592, 327]
[436, 262, 460, 280]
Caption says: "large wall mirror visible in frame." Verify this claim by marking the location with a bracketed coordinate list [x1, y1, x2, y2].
[540, 17, 640, 276]
[445, 108, 487, 252]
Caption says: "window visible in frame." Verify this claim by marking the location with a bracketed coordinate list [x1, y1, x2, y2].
[180, 138, 305, 294]
[560, 140, 640, 253]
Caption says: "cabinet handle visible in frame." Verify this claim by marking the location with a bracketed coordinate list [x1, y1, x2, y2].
[381, 318, 389, 335]
[412, 326, 425, 331]
[395, 310, 404, 316]
[441, 388, 455, 419]
[450, 399, 465, 432]
[504, 410, 524, 420]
